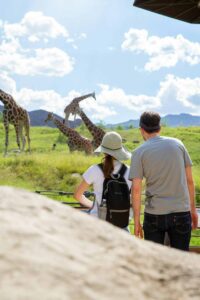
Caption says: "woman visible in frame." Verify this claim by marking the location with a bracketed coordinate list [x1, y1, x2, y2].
[74, 131, 131, 224]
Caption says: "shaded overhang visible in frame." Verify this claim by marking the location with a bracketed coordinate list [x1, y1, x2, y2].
[133, 0, 200, 24]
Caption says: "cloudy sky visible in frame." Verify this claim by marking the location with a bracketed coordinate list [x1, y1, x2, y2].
[0, 0, 200, 124]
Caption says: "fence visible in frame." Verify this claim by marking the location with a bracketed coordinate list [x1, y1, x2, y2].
[36, 190, 200, 253]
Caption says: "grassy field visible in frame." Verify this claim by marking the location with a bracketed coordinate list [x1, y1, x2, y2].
[0, 123, 199, 245]
[0, 123, 199, 192]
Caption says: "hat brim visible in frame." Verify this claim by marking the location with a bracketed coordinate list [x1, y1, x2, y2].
[94, 145, 131, 161]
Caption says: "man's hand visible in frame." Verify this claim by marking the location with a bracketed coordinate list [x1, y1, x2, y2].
[191, 211, 199, 230]
[134, 222, 143, 238]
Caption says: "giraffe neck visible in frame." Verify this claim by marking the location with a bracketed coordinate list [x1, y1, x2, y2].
[0, 90, 17, 108]
[74, 93, 95, 103]
[53, 118, 73, 136]
[79, 109, 102, 137]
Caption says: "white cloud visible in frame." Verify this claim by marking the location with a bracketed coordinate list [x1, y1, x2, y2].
[0, 73, 17, 94]
[28, 35, 40, 43]
[0, 12, 75, 77]
[79, 33, 87, 40]
[4, 11, 69, 41]
[122, 28, 200, 71]
[157, 75, 200, 115]
[0, 42, 74, 76]
[63, 90, 116, 121]
[78, 98, 116, 121]
[0, 74, 199, 121]
[15, 88, 67, 114]
[97, 84, 160, 111]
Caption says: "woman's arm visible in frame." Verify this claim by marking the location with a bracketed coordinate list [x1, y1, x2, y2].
[74, 179, 94, 209]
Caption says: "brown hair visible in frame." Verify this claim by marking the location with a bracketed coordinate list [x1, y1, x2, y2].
[139, 111, 161, 133]
[102, 154, 114, 178]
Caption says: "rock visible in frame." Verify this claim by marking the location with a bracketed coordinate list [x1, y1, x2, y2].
[0, 186, 199, 300]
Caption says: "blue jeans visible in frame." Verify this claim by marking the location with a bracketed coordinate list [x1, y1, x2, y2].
[143, 211, 192, 251]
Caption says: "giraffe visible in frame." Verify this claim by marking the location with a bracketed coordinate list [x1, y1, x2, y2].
[0, 89, 31, 156]
[64, 93, 105, 149]
[45, 112, 93, 155]
[64, 93, 96, 127]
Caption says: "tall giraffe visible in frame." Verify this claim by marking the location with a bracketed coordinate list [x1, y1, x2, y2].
[64, 93, 96, 127]
[0, 89, 31, 156]
[64, 93, 105, 149]
[45, 113, 93, 155]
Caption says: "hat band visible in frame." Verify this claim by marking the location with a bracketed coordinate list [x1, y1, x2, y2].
[102, 145, 122, 151]
[140, 121, 160, 131]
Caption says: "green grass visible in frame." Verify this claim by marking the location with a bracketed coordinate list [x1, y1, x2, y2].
[0, 123, 199, 195]
[0, 123, 199, 245]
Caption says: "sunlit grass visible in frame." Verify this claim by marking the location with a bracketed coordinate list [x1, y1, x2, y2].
[0, 123, 199, 246]
[0, 124, 199, 195]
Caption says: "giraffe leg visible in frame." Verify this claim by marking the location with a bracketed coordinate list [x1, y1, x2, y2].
[19, 124, 25, 151]
[3, 120, 9, 156]
[24, 124, 31, 152]
[67, 140, 75, 152]
[14, 124, 21, 152]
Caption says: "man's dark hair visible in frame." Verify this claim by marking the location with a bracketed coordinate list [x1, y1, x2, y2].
[139, 111, 161, 133]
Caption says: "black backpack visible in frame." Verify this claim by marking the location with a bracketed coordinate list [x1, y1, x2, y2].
[98, 163, 130, 228]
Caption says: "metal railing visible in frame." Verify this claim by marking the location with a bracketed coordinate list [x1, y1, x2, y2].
[35, 190, 200, 253]
[35, 190, 94, 209]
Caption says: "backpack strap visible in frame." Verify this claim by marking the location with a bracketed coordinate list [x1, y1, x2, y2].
[117, 163, 127, 177]
[97, 163, 127, 177]
[97, 163, 106, 203]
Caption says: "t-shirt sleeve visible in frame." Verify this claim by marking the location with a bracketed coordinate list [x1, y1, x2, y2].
[129, 150, 144, 180]
[82, 165, 98, 184]
[182, 145, 193, 167]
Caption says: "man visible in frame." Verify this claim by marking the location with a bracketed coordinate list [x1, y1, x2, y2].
[129, 111, 198, 251]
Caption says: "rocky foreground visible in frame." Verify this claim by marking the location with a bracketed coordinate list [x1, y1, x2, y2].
[0, 186, 199, 300]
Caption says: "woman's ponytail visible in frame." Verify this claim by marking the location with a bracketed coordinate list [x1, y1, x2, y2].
[102, 154, 114, 178]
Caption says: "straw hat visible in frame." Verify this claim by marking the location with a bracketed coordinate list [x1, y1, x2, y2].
[94, 131, 131, 161]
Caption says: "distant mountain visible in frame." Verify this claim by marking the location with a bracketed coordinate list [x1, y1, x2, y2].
[107, 113, 200, 128]
[0, 106, 82, 128]
[0, 105, 199, 127]
[28, 110, 82, 128]
[162, 113, 200, 127]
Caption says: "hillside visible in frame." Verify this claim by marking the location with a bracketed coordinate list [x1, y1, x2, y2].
[107, 113, 200, 128]
[0, 106, 82, 128]
[28, 110, 82, 128]
[0, 124, 199, 194]
[0, 105, 199, 127]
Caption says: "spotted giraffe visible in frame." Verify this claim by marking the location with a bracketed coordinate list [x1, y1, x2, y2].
[64, 93, 105, 149]
[0, 89, 31, 156]
[45, 112, 93, 155]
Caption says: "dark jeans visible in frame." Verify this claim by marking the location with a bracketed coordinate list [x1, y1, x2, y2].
[143, 211, 192, 251]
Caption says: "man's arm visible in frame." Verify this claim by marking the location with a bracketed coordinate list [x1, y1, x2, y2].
[185, 166, 198, 229]
[131, 178, 143, 238]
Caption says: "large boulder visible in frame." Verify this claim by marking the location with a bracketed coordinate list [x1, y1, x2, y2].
[0, 186, 199, 300]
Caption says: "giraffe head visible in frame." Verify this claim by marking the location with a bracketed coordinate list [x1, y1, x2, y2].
[64, 92, 96, 126]
[44, 112, 54, 123]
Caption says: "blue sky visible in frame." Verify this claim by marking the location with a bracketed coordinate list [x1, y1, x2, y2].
[0, 0, 200, 124]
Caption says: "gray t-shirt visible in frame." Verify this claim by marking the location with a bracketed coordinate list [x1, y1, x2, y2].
[129, 136, 192, 215]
